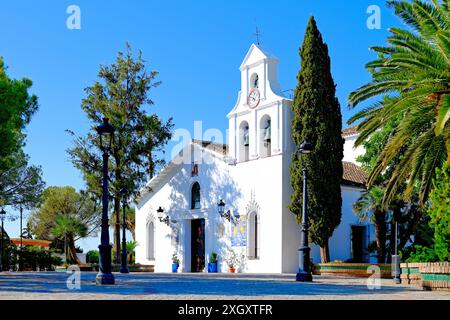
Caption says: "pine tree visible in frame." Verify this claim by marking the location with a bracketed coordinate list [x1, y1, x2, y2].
[289, 17, 344, 263]
[67, 44, 173, 263]
[0, 57, 44, 211]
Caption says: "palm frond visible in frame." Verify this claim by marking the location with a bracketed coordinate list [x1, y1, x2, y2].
[387, 1, 422, 33]
[436, 94, 450, 135]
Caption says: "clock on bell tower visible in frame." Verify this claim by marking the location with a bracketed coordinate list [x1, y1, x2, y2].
[227, 43, 292, 163]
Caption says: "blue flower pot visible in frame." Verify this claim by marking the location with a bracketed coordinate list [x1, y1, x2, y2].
[208, 262, 218, 273]
[172, 263, 179, 273]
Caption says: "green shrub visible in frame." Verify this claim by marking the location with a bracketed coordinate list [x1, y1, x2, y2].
[427, 164, 450, 261]
[406, 164, 450, 262]
[1, 243, 62, 271]
[19, 246, 63, 271]
[210, 252, 218, 263]
[172, 253, 179, 264]
[406, 245, 439, 263]
[2, 243, 18, 271]
[86, 250, 99, 264]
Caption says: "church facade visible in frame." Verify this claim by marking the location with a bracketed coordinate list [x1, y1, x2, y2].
[134, 44, 374, 274]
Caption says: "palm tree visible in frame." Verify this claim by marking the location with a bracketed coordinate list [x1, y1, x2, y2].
[124, 207, 135, 241]
[51, 215, 87, 265]
[125, 240, 138, 264]
[348, 0, 450, 205]
[353, 186, 388, 263]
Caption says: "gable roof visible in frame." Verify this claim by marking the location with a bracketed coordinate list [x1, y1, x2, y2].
[239, 43, 278, 70]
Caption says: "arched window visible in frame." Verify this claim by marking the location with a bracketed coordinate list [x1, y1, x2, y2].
[260, 115, 271, 158]
[191, 182, 201, 209]
[239, 121, 250, 162]
[247, 212, 260, 259]
[146, 220, 155, 260]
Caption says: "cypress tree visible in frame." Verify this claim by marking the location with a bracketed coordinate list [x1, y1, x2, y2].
[289, 17, 344, 263]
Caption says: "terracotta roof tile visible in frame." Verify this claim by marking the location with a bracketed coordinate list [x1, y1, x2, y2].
[10, 238, 51, 248]
[342, 161, 367, 187]
[342, 126, 359, 137]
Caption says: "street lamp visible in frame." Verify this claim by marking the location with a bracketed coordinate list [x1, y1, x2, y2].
[119, 187, 129, 274]
[0, 208, 5, 272]
[19, 206, 23, 271]
[217, 199, 231, 222]
[296, 140, 313, 282]
[96, 117, 115, 285]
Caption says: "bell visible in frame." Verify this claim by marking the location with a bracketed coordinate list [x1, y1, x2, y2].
[243, 129, 250, 146]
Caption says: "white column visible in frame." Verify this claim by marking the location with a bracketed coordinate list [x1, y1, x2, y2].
[253, 110, 258, 158]
[276, 101, 281, 153]
[263, 59, 267, 99]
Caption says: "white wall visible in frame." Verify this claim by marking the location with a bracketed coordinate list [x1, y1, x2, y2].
[229, 155, 284, 273]
[343, 135, 365, 164]
[310, 186, 367, 263]
[135, 143, 288, 274]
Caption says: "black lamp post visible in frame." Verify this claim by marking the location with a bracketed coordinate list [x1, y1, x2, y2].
[217, 199, 231, 222]
[119, 187, 129, 274]
[0, 208, 5, 272]
[96, 118, 115, 285]
[19, 206, 23, 271]
[296, 140, 313, 282]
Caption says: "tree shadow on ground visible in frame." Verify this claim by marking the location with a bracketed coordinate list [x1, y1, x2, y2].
[0, 272, 422, 297]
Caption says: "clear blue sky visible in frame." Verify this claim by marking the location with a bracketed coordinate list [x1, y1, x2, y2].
[0, 0, 403, 251]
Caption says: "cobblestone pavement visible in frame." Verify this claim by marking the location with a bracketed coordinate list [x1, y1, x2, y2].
[0, 272, 449, 300]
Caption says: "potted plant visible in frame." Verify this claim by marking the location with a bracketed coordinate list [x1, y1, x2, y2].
[235, 252, 247, 273]
[208, 252, 218, 273]
[226, 250, 237, 273]
[172, 253, 180, 273]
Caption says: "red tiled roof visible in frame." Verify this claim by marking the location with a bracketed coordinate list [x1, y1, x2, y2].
[342, 126, 359, 137]
[10, 238, 51, 248]
[342, 161, 367, 187]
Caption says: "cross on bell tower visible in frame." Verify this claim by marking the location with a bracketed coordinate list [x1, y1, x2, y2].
[254, 27, 262, 45]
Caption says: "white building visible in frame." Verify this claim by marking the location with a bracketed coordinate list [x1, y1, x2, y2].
[135, 44, 374, 274]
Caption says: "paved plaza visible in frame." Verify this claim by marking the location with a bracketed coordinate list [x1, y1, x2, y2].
[0, 272, 449, 300]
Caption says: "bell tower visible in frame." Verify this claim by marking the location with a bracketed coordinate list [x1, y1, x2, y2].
[227, 44, 292, 164]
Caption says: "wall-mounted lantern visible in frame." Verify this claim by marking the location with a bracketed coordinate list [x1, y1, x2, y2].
[217, 199, 231, 222]
[157, 207, 170, 226]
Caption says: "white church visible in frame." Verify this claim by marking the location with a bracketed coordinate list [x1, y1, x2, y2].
[134, 44, 375, 274]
